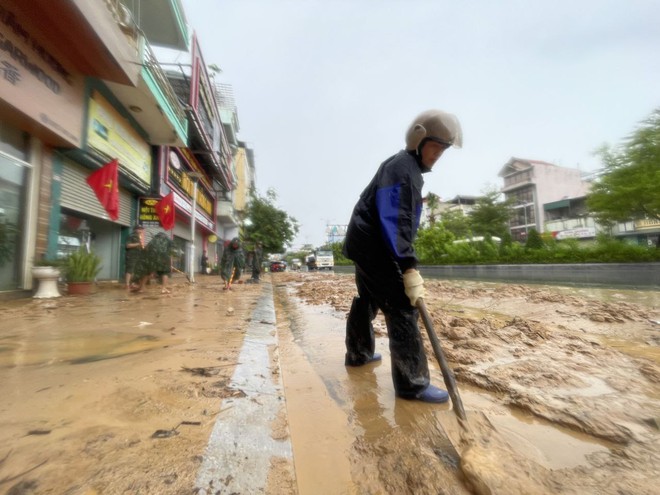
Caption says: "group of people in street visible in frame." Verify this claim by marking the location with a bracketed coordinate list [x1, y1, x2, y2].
[218, 238, 263, 290]
[124, 227, 175, 294]
[124, 230, 263, 293]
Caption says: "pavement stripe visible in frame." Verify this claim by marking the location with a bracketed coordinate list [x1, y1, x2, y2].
[195, 281, 292, 494]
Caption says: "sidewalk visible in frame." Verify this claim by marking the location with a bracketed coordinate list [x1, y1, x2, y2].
[194, 277, 295, 493]
[0, 273, 288, 494]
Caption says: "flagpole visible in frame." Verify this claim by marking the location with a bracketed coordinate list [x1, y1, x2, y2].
[187, 172, 203, 284]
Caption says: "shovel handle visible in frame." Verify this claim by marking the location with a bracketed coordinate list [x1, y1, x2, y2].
[170, 264, 191, 282]
[417, 298, 468, 422]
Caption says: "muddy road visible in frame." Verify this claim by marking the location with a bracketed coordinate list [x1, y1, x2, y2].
[274, 272, 659, 494]
[0, 272, 658, 494]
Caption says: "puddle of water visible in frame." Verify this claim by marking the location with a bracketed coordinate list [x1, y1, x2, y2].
[446, 280, 660, 310]
[495, 410, 612, 470]
[279, 296, 466, 493]
[600, 336, 660, 364]
[0, 330, 177, 367]
[277, 299, 357, 494]
[457, 388, 612, 470]
[570, 287, 660, 308]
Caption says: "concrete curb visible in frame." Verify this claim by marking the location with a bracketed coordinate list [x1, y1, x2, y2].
[334, 263, 660, 288]
[195, 281, 292, 493]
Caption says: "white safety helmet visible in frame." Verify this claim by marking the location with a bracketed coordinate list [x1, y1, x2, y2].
[405, 109, 463, 152]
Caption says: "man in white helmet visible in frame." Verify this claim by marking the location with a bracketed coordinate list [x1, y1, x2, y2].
[343, 109, 462, 403]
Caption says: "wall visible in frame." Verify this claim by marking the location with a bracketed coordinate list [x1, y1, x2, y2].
[334, 263, 660, 288]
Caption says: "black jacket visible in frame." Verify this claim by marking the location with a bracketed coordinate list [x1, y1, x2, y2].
[344, 150, 428, 272]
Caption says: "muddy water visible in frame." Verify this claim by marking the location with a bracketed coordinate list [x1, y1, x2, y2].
[273, 282, 617, 494]
[0, 329, 175, 367]
[276, 272, 660, 495]
[430, 278, 660, 307]
[274, 287, 467, 494]
[0, 274, 657, 494]
[0, 291, 188, 368]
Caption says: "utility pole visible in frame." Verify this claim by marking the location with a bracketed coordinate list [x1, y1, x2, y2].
[187, 171, 203, 284]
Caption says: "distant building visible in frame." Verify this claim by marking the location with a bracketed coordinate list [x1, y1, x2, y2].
[499, 158, 591, 242]
[422, 195, 478, 227]
[439, 195, 478, 215]
[543, 195, 600, 240]
[543, 194, 660, 246]
[501, 158, 660, 246]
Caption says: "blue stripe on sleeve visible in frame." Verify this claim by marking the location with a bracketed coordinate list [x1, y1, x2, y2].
[376, 184, 402, 258]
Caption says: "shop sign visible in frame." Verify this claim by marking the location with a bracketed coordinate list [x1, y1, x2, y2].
[138, 197, 161, 226]
[139, 195, 216, 232]
[634, 218, 660, 231]
[555, 227, 596, 240]
[173, 191, 215, 231]
[0, 5, 84, 146]
[165, 148, 215, 225]
[86, 90, 152, 187]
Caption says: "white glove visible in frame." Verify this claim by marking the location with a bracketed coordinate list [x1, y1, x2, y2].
[403, 270, 425, 307]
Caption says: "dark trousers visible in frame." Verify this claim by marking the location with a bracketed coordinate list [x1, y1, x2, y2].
[345, 260, 430, 398]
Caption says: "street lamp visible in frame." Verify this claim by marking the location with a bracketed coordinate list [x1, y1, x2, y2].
[187, 171, 203, 284]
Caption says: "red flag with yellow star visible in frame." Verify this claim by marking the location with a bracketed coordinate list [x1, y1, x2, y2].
[155, 192, 175, 230]
[86, 159, 119, 220]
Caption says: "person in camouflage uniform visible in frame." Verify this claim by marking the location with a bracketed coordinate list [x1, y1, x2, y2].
[124, 225, 144, 289]
[220, 237, 244, 290]
[246, 241, 263, 284]
[133, 231, 175, 294]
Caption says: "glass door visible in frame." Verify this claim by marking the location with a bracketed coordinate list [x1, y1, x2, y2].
[0, 152, 28, 290]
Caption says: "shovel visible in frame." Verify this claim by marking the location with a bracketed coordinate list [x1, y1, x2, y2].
[417, 298, 467, 426]
[416, 298, 552, 495]
[171, 264, 192, 283]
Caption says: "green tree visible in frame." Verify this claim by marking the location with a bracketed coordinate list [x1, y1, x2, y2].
[468, 189, 512, 238]
[587, 108, 660, 224]
[415, 223, 455, 264]
[425, 192, 441, 226]
[243, 188, 299, 254]
[525, 229, 545, 249]
[438, 209, 471, 239]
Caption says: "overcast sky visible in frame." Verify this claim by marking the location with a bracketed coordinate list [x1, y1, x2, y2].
[178, 0, 660, 249]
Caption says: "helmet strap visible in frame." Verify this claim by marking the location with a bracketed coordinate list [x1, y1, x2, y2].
[417, 137, 430, 156]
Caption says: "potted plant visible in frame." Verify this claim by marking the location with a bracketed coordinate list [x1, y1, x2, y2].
[64, 248, 102, 295]
[32, 257, 64, 298]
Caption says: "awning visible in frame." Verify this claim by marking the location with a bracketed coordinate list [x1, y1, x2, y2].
[544, 199, 570, 211]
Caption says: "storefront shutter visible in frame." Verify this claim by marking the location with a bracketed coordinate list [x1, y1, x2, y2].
[60, 160, 132, 226]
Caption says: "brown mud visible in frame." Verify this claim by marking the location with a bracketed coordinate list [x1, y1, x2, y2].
[281, 271, 660, 495]
[0, 277, 259, 495]
[0, 272, 658, 494]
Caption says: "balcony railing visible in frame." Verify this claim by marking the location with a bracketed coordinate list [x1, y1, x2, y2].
[143, 42, 188, 135]
[545, 217, 596, 232]
[634, 218, 660, 231]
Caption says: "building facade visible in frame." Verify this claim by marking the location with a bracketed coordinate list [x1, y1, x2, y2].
[0, 0, 249, 295]
[499, 158, 591, 242]
[544, 195, 660, 246]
